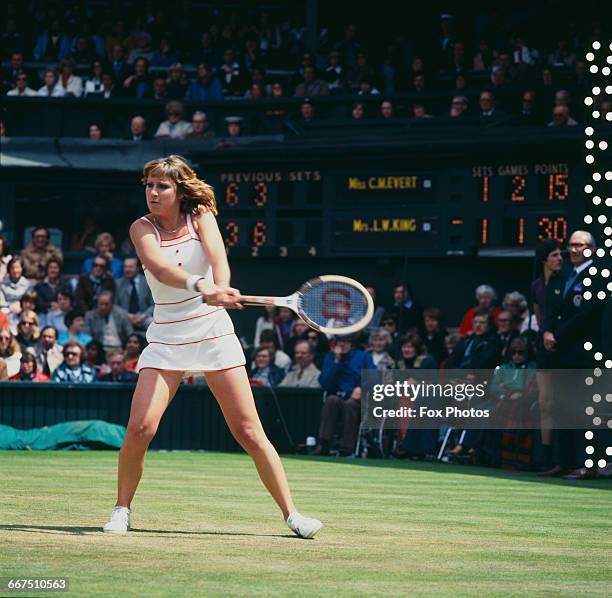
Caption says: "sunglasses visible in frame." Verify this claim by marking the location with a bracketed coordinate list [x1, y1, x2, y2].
[20, 321, 35, 326]
[0, 336, 11, 341]
[93, 262, 106, 268]
[65, 351, 80, 357]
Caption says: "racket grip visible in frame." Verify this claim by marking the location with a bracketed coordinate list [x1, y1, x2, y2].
[239, 295, 275, 306]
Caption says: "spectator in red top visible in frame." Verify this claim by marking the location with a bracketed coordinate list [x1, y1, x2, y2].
[9, 352, 49, 382]
[459, 284, 501, 335]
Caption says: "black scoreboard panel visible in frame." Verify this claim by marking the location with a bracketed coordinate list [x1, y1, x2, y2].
[204, 161, 587, 257]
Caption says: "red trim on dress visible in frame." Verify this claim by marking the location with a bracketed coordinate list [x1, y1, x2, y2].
[160, 238, 199, 248]
[153, 307, 222, 324]
[160, 231, 190, 242]
[147, 332, 235, 346]
[154, 294, 201, 306]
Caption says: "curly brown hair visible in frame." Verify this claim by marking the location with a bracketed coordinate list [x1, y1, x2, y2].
[142, 155, 217, 216]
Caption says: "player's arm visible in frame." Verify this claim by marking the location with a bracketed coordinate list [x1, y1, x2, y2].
[192, 209, 243, 308]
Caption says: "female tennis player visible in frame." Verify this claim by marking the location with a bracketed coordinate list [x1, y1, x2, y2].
[103, 155, 322, 539]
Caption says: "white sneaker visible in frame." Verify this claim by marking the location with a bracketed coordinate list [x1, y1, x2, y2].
[286, 511, 322, 539]
[103, 506, 131, 533]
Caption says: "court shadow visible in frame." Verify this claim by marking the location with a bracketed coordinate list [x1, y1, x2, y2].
[0, 524, 295, 539]
[284, 455, 612, 490]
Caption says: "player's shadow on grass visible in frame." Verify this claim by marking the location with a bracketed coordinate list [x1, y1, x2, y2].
[0, 524, 296, 539]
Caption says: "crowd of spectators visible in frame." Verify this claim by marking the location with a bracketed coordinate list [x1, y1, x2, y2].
[2, 6, 611, 138]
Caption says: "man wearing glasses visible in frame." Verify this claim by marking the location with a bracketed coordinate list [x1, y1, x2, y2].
[6, 73, 37, 96]
[75, 256, 116, 312]
[541, 230, 603, 480]
[51, 341, 96, 383]
[20, 227, 64, 283]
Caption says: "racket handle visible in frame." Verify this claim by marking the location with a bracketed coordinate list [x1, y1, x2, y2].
[239, 295, 276, 306]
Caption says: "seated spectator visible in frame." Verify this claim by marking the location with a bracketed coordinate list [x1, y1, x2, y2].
[363, 285, 385, 334]
[52, 341, 96, 383]
[311, 333, 375, 456]
[295, 66, 330, 97]
[380, 100, 395, 119]
[257, 329, 291, 372]
[150, 37, 179, 68]
[33, 325, 63, 377]
[395, 333, 437, 369]
[82, 339, 108, 377]
[0, 327, 22, 377]
[55, 58, 83, 97]
[503, 291, 537, 332]
[367, 327, 395, 370]
[127, 115, 150, 141]
[186, 63, 223, 101]
[305, 330, 329, 369]
[45, 287, 73, 335]
[516, 90, 540, 125]
[324, 51, 344, 92]
[165, 63, 189, 100]
[219, 48, 245, 96]
[253, 305, 277, 348]
[7, 73, 36, 96]
[155, 101, 193, 139]
[84, 61, 104, 97]
[421, 307, 448, 365]
[454, 73, 469, 91]
[2, 52, 25, 91]
[225, 116, 242, 137]
[15, 310, 39, 353]
[152, 78, 168, 101]
[245, 83, 265, 100]
[554, 89, 571, 108]
[114, 257, 153, 333]
[33, 20, 71, 61]
[20, 227, 64, 283]
[190, 32, 217, 68]
[459, 284, 501, 335]
[548, 105, 578, 127]
[479, 91, 505, 118]
[88, 72, 117, 99]
[85, 291, 133, 358]
[127, 32, 153, 64]
[0, 235, 13, 281]
[1, 257, 31, 311]
[413, 104, 432, 119]
[446, 310, 502, 369]
[34, 259, 65, 314]
[107, 43, 130, 85]
[88, 123, 103, 140]
[187, 111, 215, 139]
[495, 310, 519, 360]
[274, 306, 295, 349]
[284, 319, 309, 360]
[76, 256, 116, 312]
[98, 352, 138, 382]
[279, 340, 321, 388]
[450, 95, 469, 118]
[123, 333, 145, 371]
[351, 102, 365, 119]
[265, 81, 287, 118]
[71, 35, 97, 63]
[411, 74, 426, 95]
[357, 79, 380, 95]
[9, 352, 49, 382]
[37, 69, 65, 97]
[390, 283, 422, 334]
[548, 39, 576, 68]
[82, 232, 123, 279]
[299, 100, 315, 124]
[122, 57, 152, 99]
[58, 310, 93, 347]
[250, 347, 285, 386]
[8, 290, 37, 334]
[380, 313, 401, 358]
[441, 332, 462, 368]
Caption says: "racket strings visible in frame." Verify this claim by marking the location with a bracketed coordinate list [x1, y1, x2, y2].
[299, 281, 369, 330]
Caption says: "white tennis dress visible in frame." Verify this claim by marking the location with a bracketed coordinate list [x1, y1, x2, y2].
[136, 214, 246, 374]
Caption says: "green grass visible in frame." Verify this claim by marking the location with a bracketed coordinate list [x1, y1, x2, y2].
[0, 451, 610, 597]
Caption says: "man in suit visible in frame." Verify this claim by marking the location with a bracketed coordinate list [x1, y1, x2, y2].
[98, 352, 138, 383]
[540, 230, 603, 479]
[31, 325, 64, 377]
[114, 257, 153, 334]
[85, 291, 133, 359]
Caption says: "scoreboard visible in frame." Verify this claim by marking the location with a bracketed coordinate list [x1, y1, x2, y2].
[206, 161, 587, 257]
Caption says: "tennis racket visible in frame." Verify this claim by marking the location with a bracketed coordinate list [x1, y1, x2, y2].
[238, 275, 374, 335]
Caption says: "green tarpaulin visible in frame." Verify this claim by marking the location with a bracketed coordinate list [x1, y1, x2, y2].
[0, 420, 125, 450]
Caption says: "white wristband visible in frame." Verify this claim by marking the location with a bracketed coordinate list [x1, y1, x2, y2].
[185, 275, 205, 293]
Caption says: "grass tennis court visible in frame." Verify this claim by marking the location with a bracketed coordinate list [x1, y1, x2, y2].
[1, 450, 610, 597]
